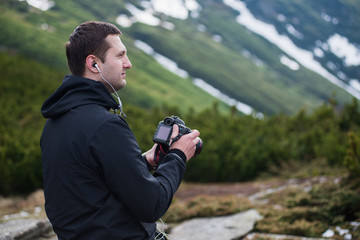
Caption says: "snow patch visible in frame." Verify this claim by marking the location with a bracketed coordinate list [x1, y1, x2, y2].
[193, 78, 256, 115]
[125, 3, 161, 26]
[134, 40, 155, 55]
[223, 0, 360, 100]
[151, 0, 202, 19]
[118, 1, 200, 29]
[321, 12, 338, 25]
[116, 14, 134, 28]
[350, 79, 360, 92]
[322, 229, 334, 238]
[280, 55, 300, 71]
[285, 24, 303, 39]
[277, 14, 286, 22]
[212, 34, 223, 43]
[154, 54, 189, 79]
[134, 40, 188, 78]
[197, 24, 207, 32]
[150, 0, 188, 19]
[19, 0, 55, 11]
[241, 49, 263, 67]
[313, 47, 324, 58]
[328, 33, 360, 66]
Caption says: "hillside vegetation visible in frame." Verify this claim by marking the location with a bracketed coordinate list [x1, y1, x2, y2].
[1, 51, 360, 196]
[0, 0, 357, 115]
[0, 52, 62, 195]
[0, 1, 229, 114]
[127, 2, 353, 114]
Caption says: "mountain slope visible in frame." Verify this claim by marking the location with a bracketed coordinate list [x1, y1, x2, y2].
[123, 0, 356, 114]
[1, 0, 359, 115]
[0, 1, 229, 114]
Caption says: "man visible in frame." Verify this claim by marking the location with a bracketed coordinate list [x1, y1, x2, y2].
[40, 21, 200, 240]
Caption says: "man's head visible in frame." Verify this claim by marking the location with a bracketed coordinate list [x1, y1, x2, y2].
[66, 21, 120, 76]
[66, 21, 132, 91]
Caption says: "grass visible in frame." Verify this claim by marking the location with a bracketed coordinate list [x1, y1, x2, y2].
[253, 177, 360, 239]
[256, 158, 348, 180]
[162, 195, 253, 223]
[160, 160, 360, 240]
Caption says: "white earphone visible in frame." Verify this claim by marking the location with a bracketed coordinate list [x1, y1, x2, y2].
[93, 63, 101, 72]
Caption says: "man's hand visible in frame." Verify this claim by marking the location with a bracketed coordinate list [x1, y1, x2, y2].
[143, 124, 200, 166]
[169, 124, 200, 162]
[143, 144, 158, 168]
[143, 124, 182, 167]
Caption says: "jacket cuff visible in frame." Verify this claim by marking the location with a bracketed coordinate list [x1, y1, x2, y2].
[168, 149, 187, 163]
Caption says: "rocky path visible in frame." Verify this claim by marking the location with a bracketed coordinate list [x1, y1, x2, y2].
[0, 177, 335, 240]
[0, 219, 55, 240]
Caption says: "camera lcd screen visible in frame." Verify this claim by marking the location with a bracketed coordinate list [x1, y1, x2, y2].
[154, 125, 172, 141]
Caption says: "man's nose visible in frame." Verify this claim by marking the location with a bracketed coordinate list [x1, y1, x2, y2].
[124, 56, 132, 69]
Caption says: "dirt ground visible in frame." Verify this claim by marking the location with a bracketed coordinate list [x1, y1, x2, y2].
[1, 177, 345, 240]
[174, 180, 282, 200]
[0, 178, 307, 218]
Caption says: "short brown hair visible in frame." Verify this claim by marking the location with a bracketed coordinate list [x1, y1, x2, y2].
[65, 21, 122, 76]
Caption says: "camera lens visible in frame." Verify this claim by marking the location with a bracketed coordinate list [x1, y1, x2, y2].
[164, 118, 173, 125]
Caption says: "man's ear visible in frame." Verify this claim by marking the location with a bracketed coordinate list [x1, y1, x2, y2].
[85, 55, 99, 73]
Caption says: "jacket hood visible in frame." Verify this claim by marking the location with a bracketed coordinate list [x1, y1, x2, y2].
[41, 75, 119, 118]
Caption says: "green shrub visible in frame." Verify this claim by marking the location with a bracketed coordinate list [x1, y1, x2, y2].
[344, 132, 360, 178]
[255, 178, 360, 238]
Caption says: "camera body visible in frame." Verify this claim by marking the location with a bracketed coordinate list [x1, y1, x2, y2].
[153, 116, 202, 158]
[153, 116, 191, 145]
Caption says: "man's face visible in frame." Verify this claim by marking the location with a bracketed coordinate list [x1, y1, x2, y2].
[100, 35, 132, 91]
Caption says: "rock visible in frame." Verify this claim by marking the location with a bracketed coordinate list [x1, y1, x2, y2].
[0, 219, 53, 240]
[169, 209, 263, 240]
[244, 233, 331, 240]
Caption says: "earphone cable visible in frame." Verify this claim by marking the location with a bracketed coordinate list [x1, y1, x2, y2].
[98, 70, 127, 118]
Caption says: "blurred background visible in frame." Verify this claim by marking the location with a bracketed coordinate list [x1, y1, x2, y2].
[0, 0, 360, 238]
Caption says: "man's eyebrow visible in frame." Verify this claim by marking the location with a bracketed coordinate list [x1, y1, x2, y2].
[117, 50, 126, 56]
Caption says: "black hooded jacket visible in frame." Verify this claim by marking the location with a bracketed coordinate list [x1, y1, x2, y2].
[40, 75, 186, 240]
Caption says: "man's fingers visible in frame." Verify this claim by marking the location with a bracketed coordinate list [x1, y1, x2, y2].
[171, 126, 200, 146]
[191, 129, 200, 138]
[170, 124, 179, 144]
[172, 124, 179, 138]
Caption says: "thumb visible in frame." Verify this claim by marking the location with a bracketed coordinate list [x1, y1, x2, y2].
[170, 124, 179, 145]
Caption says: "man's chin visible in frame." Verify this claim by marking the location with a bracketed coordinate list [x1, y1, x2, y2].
[117, 80, 127, 90]
[122, 80, 127, 88]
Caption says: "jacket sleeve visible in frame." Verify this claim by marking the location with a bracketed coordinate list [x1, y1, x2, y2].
[88, 117, 186, 222]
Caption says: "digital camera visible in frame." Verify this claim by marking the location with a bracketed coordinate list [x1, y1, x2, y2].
[153, 116, 203, 158]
